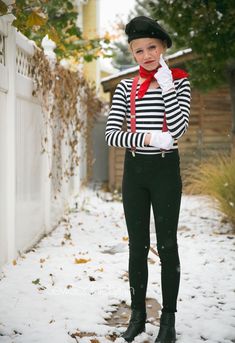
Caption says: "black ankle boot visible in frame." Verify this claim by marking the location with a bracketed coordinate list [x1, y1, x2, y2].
[155, 312, 176, 343]
[121, 309, 146, 342]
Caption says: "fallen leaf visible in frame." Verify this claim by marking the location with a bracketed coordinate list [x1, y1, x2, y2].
[122, 236, 128, 241]
[70, 331, 97, 338]
[120, 272, 129, 281]
[89, 276, 96, 281]
[32, 278, 41, 285]
[12, 259, 17, 265]
[64, 233, 71, 240]
[38, 286, 47, 291]
[74, 258, 91, 264]
[40, 258, 46, 263]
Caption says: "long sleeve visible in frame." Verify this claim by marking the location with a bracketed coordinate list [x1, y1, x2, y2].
[162, 78, 191, 139]
[105, 81, 147, 148]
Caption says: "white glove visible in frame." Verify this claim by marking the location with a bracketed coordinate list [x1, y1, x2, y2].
[149, 131, 174, 150]
[154, 54, 175, 94]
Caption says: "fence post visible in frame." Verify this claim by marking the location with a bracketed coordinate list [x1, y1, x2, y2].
[41, 35, 55, 233]
[5, 18, 16, 261]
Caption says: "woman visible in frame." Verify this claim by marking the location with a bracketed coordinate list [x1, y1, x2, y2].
[105, 16, 191, 343]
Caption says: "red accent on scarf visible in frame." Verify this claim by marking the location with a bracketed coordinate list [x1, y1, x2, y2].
[138, 65, 189, 99]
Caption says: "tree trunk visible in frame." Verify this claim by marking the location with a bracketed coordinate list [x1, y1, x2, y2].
[227, 64, 235, 156]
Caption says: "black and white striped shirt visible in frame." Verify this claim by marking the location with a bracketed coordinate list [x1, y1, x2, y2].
[105, 77, 191, 154]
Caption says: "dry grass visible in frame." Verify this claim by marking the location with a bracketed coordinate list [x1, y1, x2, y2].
[184, 154, 235, 228]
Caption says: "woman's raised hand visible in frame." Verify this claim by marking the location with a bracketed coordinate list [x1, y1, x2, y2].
[154, 54, 175, 94]
[159, 54, 169, 68]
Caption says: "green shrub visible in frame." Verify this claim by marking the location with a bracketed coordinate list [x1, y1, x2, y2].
[184, 154, 235, 228]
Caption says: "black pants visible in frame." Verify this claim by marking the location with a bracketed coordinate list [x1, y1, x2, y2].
[122, 149, 182, 314]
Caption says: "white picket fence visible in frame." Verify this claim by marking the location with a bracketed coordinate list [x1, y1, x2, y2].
[0, 15, 87, 267]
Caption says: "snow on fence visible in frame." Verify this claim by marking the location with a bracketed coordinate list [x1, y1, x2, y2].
[0, 16, 86, 267]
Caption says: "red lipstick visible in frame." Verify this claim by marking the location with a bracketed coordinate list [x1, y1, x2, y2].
[144, 60, 155, 64]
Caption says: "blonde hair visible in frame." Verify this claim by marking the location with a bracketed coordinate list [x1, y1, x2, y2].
[129, 38, 168, 51]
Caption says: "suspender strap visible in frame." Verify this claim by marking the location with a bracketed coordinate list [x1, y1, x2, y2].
[130, 76, 139, 134]
[161, 114, 168, 157]
[130, 76, 139, 155]
[162, 113, 168, 132]
[130, 76, 169, 155]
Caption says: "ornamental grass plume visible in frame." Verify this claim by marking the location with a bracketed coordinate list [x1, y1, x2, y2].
[184, 154, 235, 228]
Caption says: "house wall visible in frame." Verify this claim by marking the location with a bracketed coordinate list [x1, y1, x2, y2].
[180, 86, 232, 166]
[100, 70, 111, 102]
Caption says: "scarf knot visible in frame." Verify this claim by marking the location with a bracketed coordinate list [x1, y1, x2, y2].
[137, 65, 189, 99]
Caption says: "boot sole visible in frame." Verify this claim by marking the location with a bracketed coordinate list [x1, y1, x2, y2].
[121, 326, 146, 342]
[155, 338, 176, 343]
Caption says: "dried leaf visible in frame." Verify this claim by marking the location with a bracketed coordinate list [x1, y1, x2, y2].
[32, 278, 41, 285]
[47, 27, 60, 44]
[12, 259, 17, 266]
[64, 233, 71, 240]
[31, 50, 103, 195]
[0, 0, 8, 15]
[26, 11, 47, 27]
[38, 286, 47, 290]
[122, 236, 129, 241]
[74, 258, 91, 264]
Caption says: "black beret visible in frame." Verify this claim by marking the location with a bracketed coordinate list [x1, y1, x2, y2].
[125, 16, 172, 48]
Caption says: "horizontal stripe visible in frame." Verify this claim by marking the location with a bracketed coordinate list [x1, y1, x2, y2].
[105, 77, 191, 154]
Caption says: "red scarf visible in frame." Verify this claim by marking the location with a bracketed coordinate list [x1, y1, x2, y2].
[138, 65, 189, 99]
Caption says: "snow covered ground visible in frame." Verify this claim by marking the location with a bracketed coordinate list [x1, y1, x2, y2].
[0, 188, 234, 343]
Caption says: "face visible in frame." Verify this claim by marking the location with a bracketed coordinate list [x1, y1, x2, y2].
[130, 37, 166, 71]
